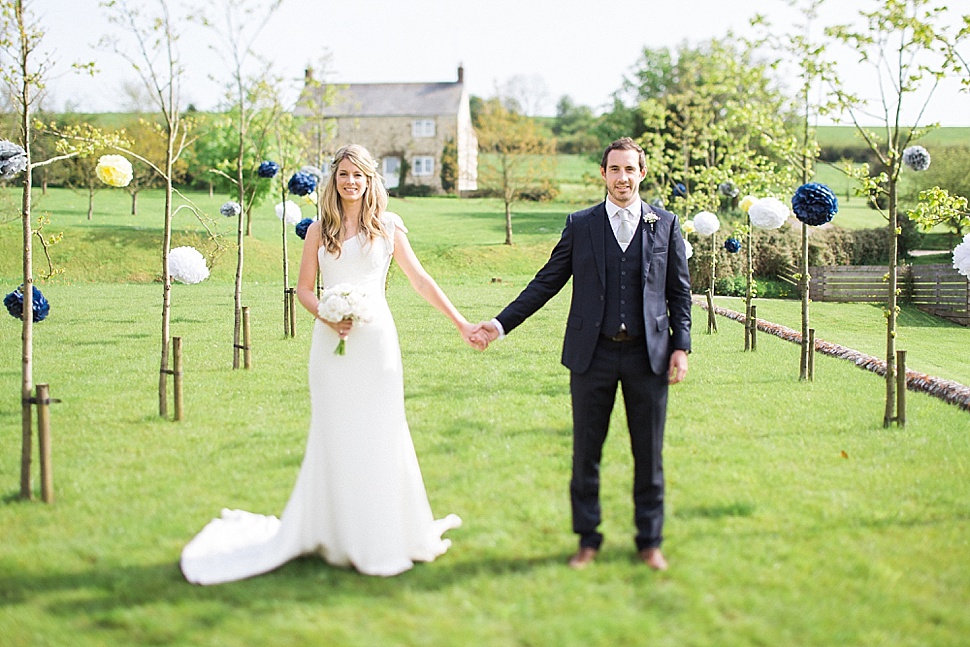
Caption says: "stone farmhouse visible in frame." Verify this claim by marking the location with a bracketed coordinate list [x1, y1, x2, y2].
[297, 66, 478, 194]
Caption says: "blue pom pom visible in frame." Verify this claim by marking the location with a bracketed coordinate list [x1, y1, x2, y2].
[257, 160, 279, 178]
[4, 285, 50, 322]
[295, 218, 313, 240]
[288, 171, 317, 196]
[723, 237, 742, 254]
[219, 201, 241, 218]
[792, 183, 838, 227]
[673, 182, 687, 198]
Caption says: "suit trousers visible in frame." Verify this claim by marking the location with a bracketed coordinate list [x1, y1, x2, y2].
[569, 336, 668, 551]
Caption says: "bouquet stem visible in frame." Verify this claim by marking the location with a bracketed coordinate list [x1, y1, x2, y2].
[334, 338, 346, 355]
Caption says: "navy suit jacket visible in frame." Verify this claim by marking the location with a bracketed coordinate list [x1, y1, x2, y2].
[496, 201, 692, 375]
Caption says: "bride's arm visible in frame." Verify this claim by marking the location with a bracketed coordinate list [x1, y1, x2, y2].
[391, 227, 481, 347]
[296, 221, 322, 316]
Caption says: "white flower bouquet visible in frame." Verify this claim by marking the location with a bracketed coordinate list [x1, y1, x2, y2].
[317, 284, 371, 355]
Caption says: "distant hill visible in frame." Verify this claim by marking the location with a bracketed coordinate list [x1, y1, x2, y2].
[816, 125, 970, 148]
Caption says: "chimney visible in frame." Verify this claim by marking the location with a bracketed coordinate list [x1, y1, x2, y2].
[457, 64, 464, 84]
[305, 67, 314, 85]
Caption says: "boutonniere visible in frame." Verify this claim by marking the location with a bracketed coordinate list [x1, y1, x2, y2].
[643, 212, 659, 232]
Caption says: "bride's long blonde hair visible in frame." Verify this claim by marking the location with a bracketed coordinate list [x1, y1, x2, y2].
[319, 144, 390, 255]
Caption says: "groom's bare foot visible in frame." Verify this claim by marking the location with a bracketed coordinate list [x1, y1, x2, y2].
[638, 547, 668, 571]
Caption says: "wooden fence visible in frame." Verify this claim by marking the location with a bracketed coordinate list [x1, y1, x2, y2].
[808, 263, 970, 326]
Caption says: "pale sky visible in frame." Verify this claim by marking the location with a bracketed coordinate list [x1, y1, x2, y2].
[18, 0, 970, 126]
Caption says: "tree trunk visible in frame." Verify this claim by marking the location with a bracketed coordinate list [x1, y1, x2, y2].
[799, 222, 810, 380]
[884, 176, 899, 427]
[281, 182, 290, 335]
[504, 199, 513, 245]
[744, 221, 753, 351]
[159, 136, 175, 417]
[232, 96, 247, 368]
[19, 81, 34, 500]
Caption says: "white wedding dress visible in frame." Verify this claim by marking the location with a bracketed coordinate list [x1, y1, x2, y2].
[180, 213, 461, 584]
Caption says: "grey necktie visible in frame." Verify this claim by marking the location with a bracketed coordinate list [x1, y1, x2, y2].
[617, 209, 635, 247]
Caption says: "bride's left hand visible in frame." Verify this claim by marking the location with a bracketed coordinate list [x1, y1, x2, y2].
[459, 321, 488, 351]
[323, 317, 353, 338]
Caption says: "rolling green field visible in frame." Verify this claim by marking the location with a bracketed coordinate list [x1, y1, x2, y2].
[816, 125, 970, 149]
[1, 184, 968, 646]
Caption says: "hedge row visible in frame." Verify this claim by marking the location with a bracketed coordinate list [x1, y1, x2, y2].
[687, 221, 919, 294]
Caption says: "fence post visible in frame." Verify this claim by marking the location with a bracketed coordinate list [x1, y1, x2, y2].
[896, 349, 906, 427]
[808, 328, 816, 381]
[172, 337, 183, 422]
[705, 289, 718, 334]
[286, 287, 296, 338]
[750, 305, 757, 351]
[242, 306, 253, 369]
[36, 384, 53, 504]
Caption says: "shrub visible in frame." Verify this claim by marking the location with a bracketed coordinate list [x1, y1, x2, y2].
[686, 221, 918, 293]
[391, 184, 435, 198]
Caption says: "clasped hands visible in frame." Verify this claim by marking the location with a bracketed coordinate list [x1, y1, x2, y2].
[459, 321, 499, 351]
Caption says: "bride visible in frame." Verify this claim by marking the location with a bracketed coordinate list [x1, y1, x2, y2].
[180, 144, 479, 584]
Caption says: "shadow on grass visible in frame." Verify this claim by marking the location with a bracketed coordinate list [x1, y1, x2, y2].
[674, 502, 756, 519]
[0, 550, 571, 620]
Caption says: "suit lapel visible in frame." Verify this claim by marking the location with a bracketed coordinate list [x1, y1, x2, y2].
[590, 202, 607, 287]
[640, 203, 656, 275]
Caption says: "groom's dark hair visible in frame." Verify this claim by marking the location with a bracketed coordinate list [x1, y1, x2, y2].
[601, 137, 646, 172]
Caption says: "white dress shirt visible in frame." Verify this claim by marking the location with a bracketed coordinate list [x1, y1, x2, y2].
[605, 197, 643, 253]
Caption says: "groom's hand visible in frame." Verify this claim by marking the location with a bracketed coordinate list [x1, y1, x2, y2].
[668, 349, 688, 384]
[469, 321, 500, 351]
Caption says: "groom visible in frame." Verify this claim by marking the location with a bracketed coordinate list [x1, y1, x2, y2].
[474, 137, 692, 570]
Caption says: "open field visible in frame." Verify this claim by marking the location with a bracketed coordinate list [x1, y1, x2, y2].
[816, 125, 970, 149]
[1, 186, 968, 646]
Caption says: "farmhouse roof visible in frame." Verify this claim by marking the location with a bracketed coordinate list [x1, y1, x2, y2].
[297, 67, 466, 118]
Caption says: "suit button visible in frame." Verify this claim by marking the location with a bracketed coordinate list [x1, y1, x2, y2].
[600, 295, 604, 301]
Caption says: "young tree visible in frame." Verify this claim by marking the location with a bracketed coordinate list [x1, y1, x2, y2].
[476, 97, 556, 245]
[193, 0, 283, 369]
[823, 0, 968, 426]
[100, 0, 202, 417]
[757, 0, 836, 375]
[0, 0, 123, 498]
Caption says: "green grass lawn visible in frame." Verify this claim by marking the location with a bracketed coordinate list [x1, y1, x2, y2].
[0, 187, 968, 646]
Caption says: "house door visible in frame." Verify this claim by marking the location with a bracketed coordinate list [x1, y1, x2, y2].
[382, 156, 401, 189]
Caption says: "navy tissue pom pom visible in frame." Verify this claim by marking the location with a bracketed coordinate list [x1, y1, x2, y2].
[723, 238, 742, 253]
[792, 183, 838, 227]
[4, 285, 50, 322]
[295, 218, 313, 240]
[257, 160, 279, 178]
[288, 171, 317, 196]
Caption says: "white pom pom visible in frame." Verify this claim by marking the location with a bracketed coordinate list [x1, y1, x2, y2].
[275, 200, 302, 225]
[168, 246, 209, 284]
[953, 233, 970, 279]
[749, 197, 790, 230]
[693, 211, 720, 237]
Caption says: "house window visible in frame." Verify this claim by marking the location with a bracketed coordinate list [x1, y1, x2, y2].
[412, 120, 435, 138]
[412, 156, 435, 177]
